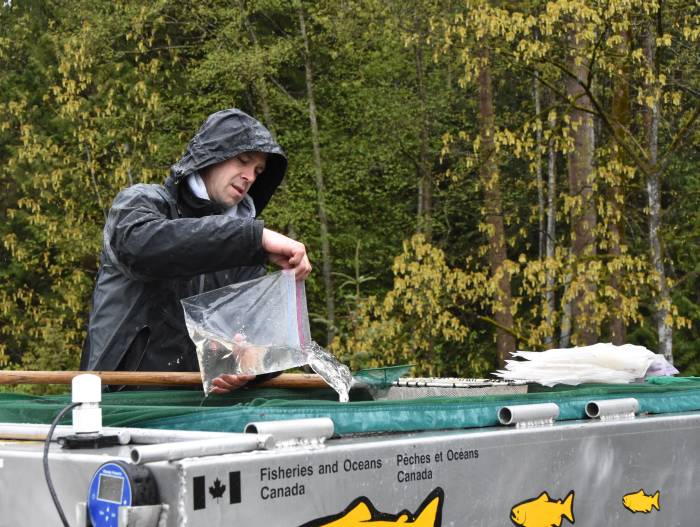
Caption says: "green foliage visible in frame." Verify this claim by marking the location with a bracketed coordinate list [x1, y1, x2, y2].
[1, 0, 698, 388]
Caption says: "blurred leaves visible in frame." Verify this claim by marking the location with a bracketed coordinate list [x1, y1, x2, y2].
[1, 0, 698, 391]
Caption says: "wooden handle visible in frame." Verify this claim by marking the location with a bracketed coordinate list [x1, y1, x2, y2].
[0, 370, 329, 389]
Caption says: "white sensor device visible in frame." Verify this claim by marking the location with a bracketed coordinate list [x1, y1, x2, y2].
[71, 374, 102, 434]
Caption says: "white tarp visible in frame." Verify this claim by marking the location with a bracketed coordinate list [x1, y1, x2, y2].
[494, 343, 677, 386]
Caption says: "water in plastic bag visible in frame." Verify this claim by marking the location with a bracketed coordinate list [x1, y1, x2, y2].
[181, 270, 312, 393]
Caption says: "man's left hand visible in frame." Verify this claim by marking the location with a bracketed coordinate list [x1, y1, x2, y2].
[262, 228, 312, 280]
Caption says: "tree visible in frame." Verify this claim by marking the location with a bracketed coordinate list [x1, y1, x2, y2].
[298, 2, 335, 344]
[563, 16, 598, 345]
[476, 47, 517, 364]
[2, 0, 698, 384]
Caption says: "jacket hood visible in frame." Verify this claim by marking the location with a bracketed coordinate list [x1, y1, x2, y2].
[167, 109, 287, 214]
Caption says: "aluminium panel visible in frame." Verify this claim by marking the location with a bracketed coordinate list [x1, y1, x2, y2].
[0, 412, 698, 526]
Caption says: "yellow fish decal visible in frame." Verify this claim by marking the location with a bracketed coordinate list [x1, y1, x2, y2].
[510, 490, 575, 527]
[300, 488, 443, 527]
[622, 489, 660, 513]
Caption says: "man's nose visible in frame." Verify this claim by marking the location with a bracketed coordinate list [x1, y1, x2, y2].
[241, 166, 257, 182]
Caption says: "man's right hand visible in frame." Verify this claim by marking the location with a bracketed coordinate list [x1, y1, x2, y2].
[210, 373, 256, 394]
[262, 228, 312, 280]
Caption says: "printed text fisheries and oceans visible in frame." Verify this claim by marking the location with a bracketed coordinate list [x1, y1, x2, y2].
[259, 459, 382, 500]
[260, 458, 382, 482]
[258, 449, 478, 500]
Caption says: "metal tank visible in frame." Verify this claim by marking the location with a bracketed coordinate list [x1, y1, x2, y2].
[0, 404, 698, 526]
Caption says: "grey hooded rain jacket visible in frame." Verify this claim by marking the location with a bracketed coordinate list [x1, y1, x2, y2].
[81, 109, 287, 373]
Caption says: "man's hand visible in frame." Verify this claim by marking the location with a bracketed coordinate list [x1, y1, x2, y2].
[262, 228, 312, 280]
[210, 373, 255, 394]
[209, 334, 262, 394]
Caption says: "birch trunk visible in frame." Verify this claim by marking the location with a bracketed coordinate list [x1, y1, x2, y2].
[566, 28, 597, 345]
[643, 21, 673, 362]
[299, 5, 335, 344]
[477, 52, 516, 365]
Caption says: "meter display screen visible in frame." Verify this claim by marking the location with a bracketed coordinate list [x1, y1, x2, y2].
[89, 461, 157, 527]
[97, 473, 125, 504]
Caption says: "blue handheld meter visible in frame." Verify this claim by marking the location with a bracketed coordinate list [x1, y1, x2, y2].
[87, 461, 158, 527]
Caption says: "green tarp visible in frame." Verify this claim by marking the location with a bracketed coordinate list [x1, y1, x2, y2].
[1, 378, 700, 436]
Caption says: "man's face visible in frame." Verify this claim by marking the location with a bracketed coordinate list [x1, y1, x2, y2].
[200, 151, 267, 208]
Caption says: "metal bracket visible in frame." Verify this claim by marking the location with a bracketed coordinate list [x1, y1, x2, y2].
[76, 503, 169, 527]
[75, 502, 90, 527]
[118, 504, 170, 527]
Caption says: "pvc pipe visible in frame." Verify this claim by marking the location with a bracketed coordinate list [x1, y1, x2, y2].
[123, 427, 245, 445]
[585, 398, 639, 420]
[498, 403, 559, 427]
[0, 424, 245, 445]
[0, 423, 131, 445]
[130, 435, 273, 464]
[244, 417, 334, 443]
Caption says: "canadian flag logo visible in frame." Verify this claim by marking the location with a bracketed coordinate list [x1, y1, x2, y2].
[193, 471, 241, 510]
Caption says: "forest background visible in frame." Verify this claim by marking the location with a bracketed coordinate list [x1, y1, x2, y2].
[1, 0, 699, 392]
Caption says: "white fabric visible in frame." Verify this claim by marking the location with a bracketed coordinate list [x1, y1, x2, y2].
[187, 172, 210, 201]
[493, 343, 663, 386]
[186, 173, 256, 219]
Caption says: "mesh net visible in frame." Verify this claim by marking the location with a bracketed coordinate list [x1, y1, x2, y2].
[1, 377, 699, 435]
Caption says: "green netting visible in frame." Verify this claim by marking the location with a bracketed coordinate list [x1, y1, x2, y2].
[1, 378, 700, 436]
[353, 365, 413, 388]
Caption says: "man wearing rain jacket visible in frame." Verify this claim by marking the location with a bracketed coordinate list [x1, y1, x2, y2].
[81, 109, 311, 392]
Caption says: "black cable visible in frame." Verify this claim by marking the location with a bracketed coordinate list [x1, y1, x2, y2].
[43, 401, 81, 527]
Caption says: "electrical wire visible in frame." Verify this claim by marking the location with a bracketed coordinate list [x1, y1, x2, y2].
[43, 401, 81, 527]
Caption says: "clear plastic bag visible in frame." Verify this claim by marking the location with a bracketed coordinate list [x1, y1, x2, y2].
[181, 270, 311, 393]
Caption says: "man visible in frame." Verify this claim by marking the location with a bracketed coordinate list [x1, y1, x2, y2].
[81, 109, 311, 392]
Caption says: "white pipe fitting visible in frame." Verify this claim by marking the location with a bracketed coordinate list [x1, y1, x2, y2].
[498, 403, 559, 428]
[585, 398, 639, 421]
[71, 374, 102, 434]
[244, 417, 334, 445]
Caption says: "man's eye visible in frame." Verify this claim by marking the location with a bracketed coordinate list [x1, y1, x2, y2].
[256, 166, 266, 176]
[238, 153, 250, 163]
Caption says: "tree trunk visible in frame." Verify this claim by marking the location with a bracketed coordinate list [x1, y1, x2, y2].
[608, 28, 631, 345]
[643, 19, 673, 362]
[414, 42, 432, 240]
[559, 265, 572, 348]
[566, 27, 597, 345]
[298, 5, 335, 344]
[477, 51, 516, 365]
[534, 71, 545, 261]
[545, 100, 557, 348]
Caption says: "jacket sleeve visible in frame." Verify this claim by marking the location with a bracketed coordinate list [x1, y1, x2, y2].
[103, 184, 267, 280]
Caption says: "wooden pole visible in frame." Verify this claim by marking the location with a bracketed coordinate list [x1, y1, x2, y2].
[0, 371, 329, 390]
